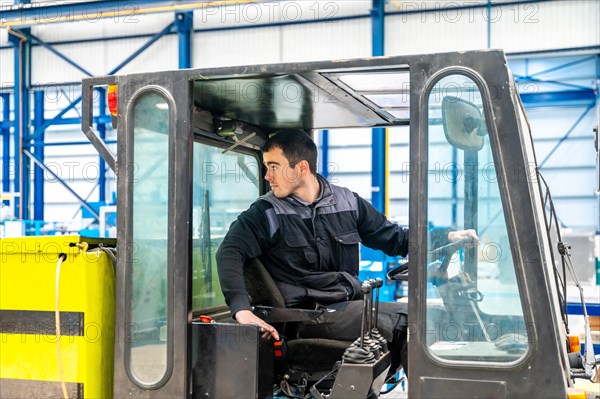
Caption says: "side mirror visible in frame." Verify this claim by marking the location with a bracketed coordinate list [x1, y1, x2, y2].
[441, 96, 488, 151]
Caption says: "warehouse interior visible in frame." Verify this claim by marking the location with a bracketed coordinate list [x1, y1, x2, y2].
[0, 1, 599, 398]
[1, 1, 598, 234]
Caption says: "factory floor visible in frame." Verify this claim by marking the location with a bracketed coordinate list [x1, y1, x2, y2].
[379, 377, 600, 398]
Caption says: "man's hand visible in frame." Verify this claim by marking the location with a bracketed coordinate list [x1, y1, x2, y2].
[235, 309, 280, 340]
[448, 229, 479, 245]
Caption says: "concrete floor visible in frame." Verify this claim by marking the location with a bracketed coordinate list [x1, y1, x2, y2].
[378, 372, 600, 398]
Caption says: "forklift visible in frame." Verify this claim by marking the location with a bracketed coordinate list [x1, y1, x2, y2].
[1, 49, 598, 398]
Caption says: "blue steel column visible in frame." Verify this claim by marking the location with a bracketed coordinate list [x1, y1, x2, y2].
[1, 94, 10, 205]
[9, 26, 31, 220]
[97, 88, 107, 202]
[33, 90, 44, 220]
[320, 129, 329, 179]
[371, 0, 387, 214]
[176, 11, 193, 69]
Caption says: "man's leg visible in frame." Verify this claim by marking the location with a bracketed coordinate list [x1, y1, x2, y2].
[388, 313, 408, 375]
[296, 301, 408, 373]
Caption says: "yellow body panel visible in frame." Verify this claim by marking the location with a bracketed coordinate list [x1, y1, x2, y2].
[1, 236, 115, 398]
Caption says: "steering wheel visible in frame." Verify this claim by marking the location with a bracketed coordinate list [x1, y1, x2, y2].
[387, 237, 473, 284]
[426, 237, 473, 286]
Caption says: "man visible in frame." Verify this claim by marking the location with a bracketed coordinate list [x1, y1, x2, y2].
[216, 129, 477, 374]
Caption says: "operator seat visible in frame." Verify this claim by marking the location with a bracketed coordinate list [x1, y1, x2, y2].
[244, 258, 351, 374]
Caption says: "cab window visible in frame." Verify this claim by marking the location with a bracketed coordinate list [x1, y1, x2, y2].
[191, 141, 261, 311]
[425, 73, 529, 364]
[129, 91, 171, 386]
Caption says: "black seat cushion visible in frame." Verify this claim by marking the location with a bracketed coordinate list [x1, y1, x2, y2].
[286, 339, 351, 372]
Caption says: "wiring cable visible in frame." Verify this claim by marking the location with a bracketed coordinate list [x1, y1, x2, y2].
[517, 87, 598, 381]
[516, 92, 569, 330]
[54, 253, 69, 399]
[99, 244, 117, 265]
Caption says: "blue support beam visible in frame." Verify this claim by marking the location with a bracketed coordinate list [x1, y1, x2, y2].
[107, 21, 174, 75]
[9, 26, 31, 220]
[25, 31, 94, 77]
[567, 302, 600, 317]
[30, 21, 174, 141]
[33, 140, 117, 147]
[515, 75, 594, 91]
[17, 16, 174, 223]
[371, 0, 384, 58]
[538, 103, 595, 169]
[520, 89, 597, 106]
[371, 128, 387, 214]
[23, 149, 100, 221]
[527, 55, 598, 79]
[1, 93, 11, 205]
[175, 11, 193, 69]
[320, 130, 329, 179]
[33, 90, 44, 220]
[31, 116, 112, 126]
[31, 94, 81, 140]
[371, 0, 386, 214]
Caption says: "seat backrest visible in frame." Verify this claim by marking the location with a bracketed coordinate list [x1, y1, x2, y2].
[244, 258, 286, 308]
[244, 259, 352, 378]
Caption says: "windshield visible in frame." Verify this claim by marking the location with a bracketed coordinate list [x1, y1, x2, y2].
[424, 73, 530, 364]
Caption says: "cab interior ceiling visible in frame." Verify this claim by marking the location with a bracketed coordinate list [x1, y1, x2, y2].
[192, 67, 411, 145]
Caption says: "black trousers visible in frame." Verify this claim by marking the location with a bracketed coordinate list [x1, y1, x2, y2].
[295, 300, 408, 373]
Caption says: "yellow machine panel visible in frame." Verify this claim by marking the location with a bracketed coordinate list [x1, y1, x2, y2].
[0, 236, 116, 398]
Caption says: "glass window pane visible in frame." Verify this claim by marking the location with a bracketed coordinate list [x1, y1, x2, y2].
[192, 143, 260, 310]
[337, 71, 410, 91]
[425, 74, 529, 364]
[387, 108, 410, 120]
[130, 92, 170, 384]
[364, 93, 409, 108]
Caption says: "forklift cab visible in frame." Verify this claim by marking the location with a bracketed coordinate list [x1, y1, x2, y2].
[82, 50, 586, 398]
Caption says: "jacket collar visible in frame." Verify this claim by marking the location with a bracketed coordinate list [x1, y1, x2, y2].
[285, 174, 337, 208]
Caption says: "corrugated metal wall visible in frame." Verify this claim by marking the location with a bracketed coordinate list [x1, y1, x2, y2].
[490, 1, 600, 52]
[1, 1, 597, 84]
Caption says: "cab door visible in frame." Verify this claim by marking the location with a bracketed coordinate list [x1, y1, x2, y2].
[408, 52, 570, 398]
[112, 72, 194, 398]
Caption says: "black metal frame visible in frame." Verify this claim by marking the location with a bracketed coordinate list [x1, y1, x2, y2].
[409, 51, 570, 398]
[81, 49, 571, 398]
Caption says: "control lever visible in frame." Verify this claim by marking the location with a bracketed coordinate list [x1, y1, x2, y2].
[365, 280, 382, 359]
[361, 282, 371, 350]
[341, 283, 375, 364]
[370, 278, 388, 352]
[330, 284, 392, 399]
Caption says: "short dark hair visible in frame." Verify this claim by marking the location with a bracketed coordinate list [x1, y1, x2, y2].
[263, 129, 318, 174]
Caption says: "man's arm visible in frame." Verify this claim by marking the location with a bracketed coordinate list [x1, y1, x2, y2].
[355, 194, 410, 257]
[215, 202, 280, 340]
[234, 310, 280, 340]
[354, 194, 479, 256]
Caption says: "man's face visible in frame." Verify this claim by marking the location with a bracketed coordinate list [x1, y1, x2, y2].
[263, 147, 301, 198]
